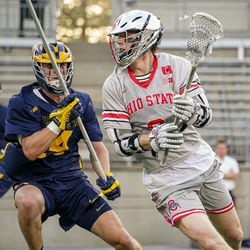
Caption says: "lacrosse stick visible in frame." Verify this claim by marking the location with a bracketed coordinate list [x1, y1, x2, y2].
[25, 0, 107, 180]
[160, 12, 223, 167]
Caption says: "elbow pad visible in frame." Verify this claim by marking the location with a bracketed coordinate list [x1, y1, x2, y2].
[188, 103, 212, 128]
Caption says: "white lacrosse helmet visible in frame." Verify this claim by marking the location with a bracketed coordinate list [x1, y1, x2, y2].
[109, 10, 163, 68]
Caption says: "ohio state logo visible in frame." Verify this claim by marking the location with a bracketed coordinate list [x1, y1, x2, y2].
[168, 199, 181, 214]
[161, 65, 173, 75]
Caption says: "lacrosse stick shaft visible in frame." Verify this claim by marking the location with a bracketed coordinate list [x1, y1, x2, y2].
[160, 12, 223, 167]
[26, 0, 107, 181]
[160, 62, 198, 167]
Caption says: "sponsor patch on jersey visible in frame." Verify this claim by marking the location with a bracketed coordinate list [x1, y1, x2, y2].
[161, 65, 173, 85]
[162, 77, 173, 85]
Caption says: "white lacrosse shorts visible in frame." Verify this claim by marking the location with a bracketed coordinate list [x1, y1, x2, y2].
[149, 162, 233, 227]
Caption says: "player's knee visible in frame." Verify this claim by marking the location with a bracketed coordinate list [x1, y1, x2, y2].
[197, 237, 226, 250]
[16, 195, 43, 220]
[197, 236, 229, 250]
[228, 227, 244, 244]
[114, 232, 131, 248]
[113, 232, 141, 250]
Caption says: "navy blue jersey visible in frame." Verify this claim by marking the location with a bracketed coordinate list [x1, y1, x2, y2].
[0, 104, 8, 151]
[4, 83, 102, 179]
[0, 104, 12, 197]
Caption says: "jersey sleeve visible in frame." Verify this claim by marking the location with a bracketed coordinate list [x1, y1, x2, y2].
[102, 76, 132, 130]
[174, 58, 205, 97]
[79, 94, 103, 142]
[0, 105, 8, 150]
[4, 95, 41, 142]
[2, 143, 31, 179]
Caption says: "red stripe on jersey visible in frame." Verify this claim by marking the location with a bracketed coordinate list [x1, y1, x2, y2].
[206, 201, 234, 214]
[179, 83, 199, 95]
[128, 56, 158, 89]
[102, 113, 129, 121]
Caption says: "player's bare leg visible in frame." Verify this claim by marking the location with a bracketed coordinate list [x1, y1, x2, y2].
[15, 185, 45, 250]
[208, 207, 243, 250]
[175, 213, 232, 250]
[91, 210, 142, 250]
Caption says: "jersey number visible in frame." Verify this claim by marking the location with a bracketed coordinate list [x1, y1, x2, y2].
[38, 130, 73, 158]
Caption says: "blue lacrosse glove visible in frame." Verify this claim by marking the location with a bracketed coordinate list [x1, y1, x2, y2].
[96, 172, 121, 201]
[49, 94, 83, 130]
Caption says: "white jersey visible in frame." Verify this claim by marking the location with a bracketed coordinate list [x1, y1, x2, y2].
[102, 53, 215, 185]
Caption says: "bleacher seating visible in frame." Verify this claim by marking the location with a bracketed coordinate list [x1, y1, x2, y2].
[0, 53, 34, 103]
[0, 40, 250, 163]
[195, 61, 250, 162]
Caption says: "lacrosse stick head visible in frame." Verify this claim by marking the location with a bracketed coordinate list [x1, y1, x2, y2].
[186, 12, 224, 62]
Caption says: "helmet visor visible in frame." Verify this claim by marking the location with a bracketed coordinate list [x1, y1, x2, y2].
[33, 61, 73, 94]
[110, 30, 157, 68]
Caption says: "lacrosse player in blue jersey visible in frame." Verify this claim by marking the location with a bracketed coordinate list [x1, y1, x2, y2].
[3, 42, 142, 250]
[0, 82, 13, 197]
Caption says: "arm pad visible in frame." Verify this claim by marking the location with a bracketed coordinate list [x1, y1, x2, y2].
[188, 103, 212, 128]
[106, 128, 145, 157]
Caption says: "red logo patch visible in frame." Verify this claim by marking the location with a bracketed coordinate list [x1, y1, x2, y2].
[161, 65, 173, 75]
[168, 199, 181, 213]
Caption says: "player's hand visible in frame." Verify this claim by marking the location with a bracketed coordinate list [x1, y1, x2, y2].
[49, 94, 83, 130]
[149, 123, 184, 152]
[172, 94, 199, 124]
[96, 172, 121, 201]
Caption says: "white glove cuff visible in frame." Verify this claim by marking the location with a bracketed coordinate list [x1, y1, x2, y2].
[149, 127, 160, 153]
[150, 139, 159, 152]
[47, 121, 61, 135]
[187, 102, 204, 125]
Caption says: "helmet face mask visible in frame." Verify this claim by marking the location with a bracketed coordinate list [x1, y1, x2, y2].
[32, 42, 73, 96]
[109, 10, 163, 68]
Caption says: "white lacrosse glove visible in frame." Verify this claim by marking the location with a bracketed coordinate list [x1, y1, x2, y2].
[172, 94, 200, 125]
[149, 123, 184, 152]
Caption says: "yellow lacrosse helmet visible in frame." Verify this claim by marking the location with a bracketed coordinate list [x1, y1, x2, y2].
[32, 42, 73, 95]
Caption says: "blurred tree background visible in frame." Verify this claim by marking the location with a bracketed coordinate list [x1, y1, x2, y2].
[56, 0, 111, 43]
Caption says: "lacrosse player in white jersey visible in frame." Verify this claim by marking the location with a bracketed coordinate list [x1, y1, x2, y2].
[102, 9, 243, 249]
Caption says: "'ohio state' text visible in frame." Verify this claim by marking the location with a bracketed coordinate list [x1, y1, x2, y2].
[126, 93, 174, 115]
